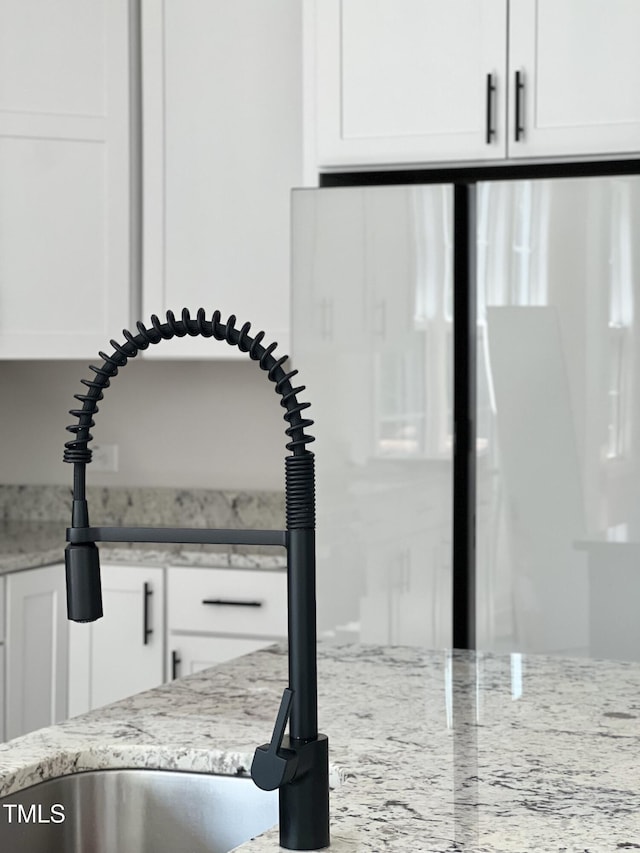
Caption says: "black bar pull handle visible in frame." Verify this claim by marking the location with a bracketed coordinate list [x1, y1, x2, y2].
[201, 598, 264, 607]
[143, 582, 153, 645]
[486, 73, 496, 144]
[171, 649, 181, 680]
[514, 69, 525, 141]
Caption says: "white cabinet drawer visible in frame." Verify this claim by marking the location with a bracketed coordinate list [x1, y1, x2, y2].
[168, 568, 287, 637]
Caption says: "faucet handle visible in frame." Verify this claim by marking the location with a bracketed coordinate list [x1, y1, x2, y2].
[251, 688, 298, 791]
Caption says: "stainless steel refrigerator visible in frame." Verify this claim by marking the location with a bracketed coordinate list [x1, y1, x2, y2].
[291, 176, 640, 661]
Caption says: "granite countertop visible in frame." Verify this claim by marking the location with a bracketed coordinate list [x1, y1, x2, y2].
[0, 485, 288, 574]
[0, 520, 287, 575]
[1, 643, 640, 851]
[0, 521, 65, 574]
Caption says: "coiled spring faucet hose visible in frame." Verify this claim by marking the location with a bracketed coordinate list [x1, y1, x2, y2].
[62, 308, 329, 851]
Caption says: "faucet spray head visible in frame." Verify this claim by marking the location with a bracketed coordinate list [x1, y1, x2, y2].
[65, 542, 103, 622]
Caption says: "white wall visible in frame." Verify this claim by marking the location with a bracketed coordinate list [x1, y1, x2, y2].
[0, 360, 289, 491]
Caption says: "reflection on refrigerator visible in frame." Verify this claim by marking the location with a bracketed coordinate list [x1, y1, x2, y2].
[292, 176, 640, 661]
[292, 185, 453, 649]
[477, 177, 640, 660]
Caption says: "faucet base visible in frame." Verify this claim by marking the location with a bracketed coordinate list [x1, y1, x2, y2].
[279, 734, 330, 850]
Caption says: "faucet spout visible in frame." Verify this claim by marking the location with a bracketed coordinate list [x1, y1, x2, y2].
[62, 310, 330, 851]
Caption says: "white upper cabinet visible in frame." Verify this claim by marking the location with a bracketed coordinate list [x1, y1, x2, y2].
[141, 0, 302, 360]
[0, 0, 133, 359]
[508, 0, 640, 158]
[310, 0, 640, 169]
[312, 0, 507, 167]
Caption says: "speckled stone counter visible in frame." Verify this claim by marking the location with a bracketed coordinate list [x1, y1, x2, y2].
[1, 644, 639, 851]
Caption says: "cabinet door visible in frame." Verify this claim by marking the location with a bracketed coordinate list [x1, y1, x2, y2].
[0, 0, 132, 359]
[0, 578, 4, 741]
[0, 576, 5, 640]
[0, 647, 5, 742]
[6, 565, 68, 740]
[509, 0, 640, 158]
[168, 634, 275, 679]
[68, 565, 165, 717]
[313, 0, 507, 168]
[141, 0, 301, 359]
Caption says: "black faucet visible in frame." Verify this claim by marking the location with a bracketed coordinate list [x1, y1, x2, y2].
[63, 309, 330, 851]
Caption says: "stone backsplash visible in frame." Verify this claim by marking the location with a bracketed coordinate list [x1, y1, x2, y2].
[0, 485, 285, 540]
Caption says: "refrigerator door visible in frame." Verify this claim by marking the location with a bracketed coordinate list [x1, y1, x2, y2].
[477, 176, 640, 661]
[292, 185, 453, 648]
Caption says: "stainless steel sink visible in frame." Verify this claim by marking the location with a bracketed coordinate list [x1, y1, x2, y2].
[0, 769, 278, 852]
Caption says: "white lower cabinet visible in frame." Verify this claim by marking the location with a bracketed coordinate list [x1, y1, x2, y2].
[68, 564, 165, 718]
[167, 566, 287, 679]
[1, 561, 285, 738]
[0, 647, 4, 743]
[5, 564, 69, 740]
[0, 575, 5, 739]
[169, 635, 276, 679]
[68, 563, 287, 715]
